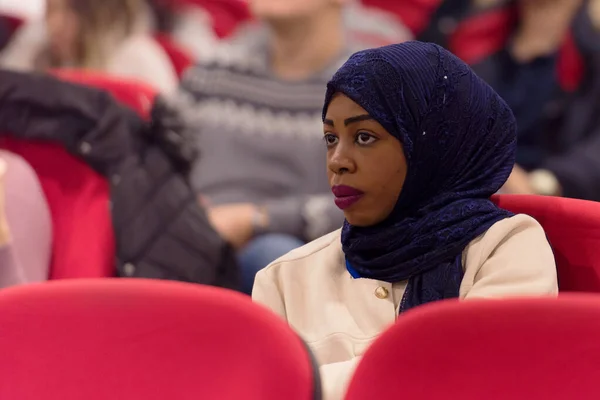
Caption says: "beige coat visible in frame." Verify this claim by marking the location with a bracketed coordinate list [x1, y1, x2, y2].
[253, 214, 558, 400]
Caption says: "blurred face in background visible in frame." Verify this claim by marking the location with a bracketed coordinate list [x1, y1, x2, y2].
[249, 0, 343, 22]
[45, 0, 80, 63]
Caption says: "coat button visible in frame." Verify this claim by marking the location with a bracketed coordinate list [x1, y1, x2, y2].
[79, 141, 92, 154]
[111, 174, 121, 185]
[375, 286, 389, 299]
[123, 263, 135, 277]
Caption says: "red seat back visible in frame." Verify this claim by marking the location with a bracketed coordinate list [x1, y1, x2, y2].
[166, 0, 251, 38]
[492, 195, 600, 292]
[346, 295, 600, 400]
[0, 72, 157, 279]
[0, 138, 114, 280]
[154, 33, 194, 78]
[0, 279, 321, 400]
[449, 6, 516, 65]
[361, 0, 440, 35]
[53, 70, 157, 119]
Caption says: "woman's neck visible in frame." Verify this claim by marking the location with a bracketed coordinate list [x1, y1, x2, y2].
[268, 10, 345, 81]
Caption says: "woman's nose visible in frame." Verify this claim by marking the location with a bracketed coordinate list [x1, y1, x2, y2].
[328, 145, 356, 175]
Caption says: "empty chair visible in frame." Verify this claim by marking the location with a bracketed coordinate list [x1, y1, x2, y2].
[492, 195, 600, 292]
[346, 295, 600, 400]
[0, 279, 321, 399]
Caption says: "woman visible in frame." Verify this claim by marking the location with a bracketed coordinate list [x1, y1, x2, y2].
[0, 0, 177, 93]
[252, 42, 558, 400]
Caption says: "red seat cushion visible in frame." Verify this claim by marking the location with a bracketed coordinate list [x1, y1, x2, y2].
[346, 295, 600, 400]
[492, 195, 600, 292]
[0, 279, 319, 400]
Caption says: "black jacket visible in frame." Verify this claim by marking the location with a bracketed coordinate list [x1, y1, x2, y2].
[0, 69, 239, 288]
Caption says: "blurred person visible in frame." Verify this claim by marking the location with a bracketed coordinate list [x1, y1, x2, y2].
[0, 0, 177, 94]
[0, 151, 52, 288]
[253, 42, 558, 400]
[501, 0, 600, 200]
[0, 69, 238, 288]
[411, 0, 600, 199]
[176, 0, 410, 294]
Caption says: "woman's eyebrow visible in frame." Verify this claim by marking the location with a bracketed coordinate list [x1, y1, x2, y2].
[344, 114, 373, 126]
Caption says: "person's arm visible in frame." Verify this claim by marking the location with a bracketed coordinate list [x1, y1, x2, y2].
[462, 215, 558, 299]
[264, 194, 344, 242]
[253, 268, 360, 400]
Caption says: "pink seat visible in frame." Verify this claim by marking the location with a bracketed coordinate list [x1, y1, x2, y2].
[346, 295, 600, 400]
[0, 279, 321, 400]
[492, 195, 600, 292]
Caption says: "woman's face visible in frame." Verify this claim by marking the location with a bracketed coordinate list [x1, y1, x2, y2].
[324, 94, 408, 227]
[45, 0, 80, 62]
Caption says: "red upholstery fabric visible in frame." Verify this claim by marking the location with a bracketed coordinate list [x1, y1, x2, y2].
[449, 7, 516, 65]
[0, 72, 158, 279]
[0, 279, 319, 400]
[492, 195, 600, 292]
[346, 295, 600, 400]
[164, 0, 251, 38]
[361, 0, 441, 35]
[154, 33, 194, 78]
[0, 138, 114, 279]
[53, 69, 157, 119]
[0, 13, 24, 35]
[557, 31, 585, 92]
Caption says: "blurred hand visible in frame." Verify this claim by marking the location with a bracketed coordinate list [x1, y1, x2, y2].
[513, 0, 583, 62]
[207, 203, 257, 249]
[502, 165, 536, 194]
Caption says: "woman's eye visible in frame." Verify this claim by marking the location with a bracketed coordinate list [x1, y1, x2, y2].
[323, 133, 338, 147]
[356, 132, 377, 146]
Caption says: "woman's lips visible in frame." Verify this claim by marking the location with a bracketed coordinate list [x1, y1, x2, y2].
[332, 185, 364, 210]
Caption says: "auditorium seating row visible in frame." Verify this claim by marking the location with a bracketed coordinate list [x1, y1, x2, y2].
[1, 278, 599, 399]
[1, 69, 599, 288]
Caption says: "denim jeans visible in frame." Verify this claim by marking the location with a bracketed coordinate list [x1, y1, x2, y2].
[238, 233, 304, 295]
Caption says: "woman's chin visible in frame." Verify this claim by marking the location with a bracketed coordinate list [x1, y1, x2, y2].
[344, 210, 383, 228]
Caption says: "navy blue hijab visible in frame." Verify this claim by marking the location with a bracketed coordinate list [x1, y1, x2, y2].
[323, 41, 517, 312]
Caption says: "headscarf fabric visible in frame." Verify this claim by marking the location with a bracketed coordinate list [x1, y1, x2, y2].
[323, 41, 517, 312]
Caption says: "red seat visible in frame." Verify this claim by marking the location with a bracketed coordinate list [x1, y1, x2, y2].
[165, 0, 251, 38]
[346, 295, 600, 400]
[154, 33, 194, 78]
[361, 0, 440, 35]
[0, 138, 114, 280]
[0, 279, 321, 400]
[492, 195, 600, 292]
[0, 72, 157, 279]
[53, 70, 157, 119]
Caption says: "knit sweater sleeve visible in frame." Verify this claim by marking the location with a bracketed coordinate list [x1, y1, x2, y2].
[264, 194, 344, 242]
